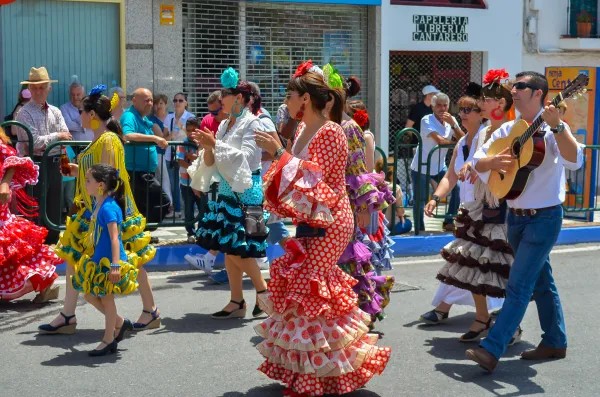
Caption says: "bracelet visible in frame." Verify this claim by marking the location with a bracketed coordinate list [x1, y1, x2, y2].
[110, 263, 121, 270]
[274, 147, 285, 160]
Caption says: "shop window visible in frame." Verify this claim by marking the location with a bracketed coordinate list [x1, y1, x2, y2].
[391, 0, 486, 9]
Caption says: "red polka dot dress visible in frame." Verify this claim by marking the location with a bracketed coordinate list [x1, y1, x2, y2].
[257, 122, 391, 396]
[0, 143, 60, 301]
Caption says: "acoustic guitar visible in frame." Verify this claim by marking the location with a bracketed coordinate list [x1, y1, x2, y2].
[487, 74, 589, 200]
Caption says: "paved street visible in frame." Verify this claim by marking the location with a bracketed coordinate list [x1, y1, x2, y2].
[1, 244, 600, 397]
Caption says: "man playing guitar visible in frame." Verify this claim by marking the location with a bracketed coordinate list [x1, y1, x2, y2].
[465, 71, 583, 372]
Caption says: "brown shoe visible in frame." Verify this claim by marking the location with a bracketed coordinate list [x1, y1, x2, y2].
[465, 348, 498, 373]
[520, 343, 566, 360]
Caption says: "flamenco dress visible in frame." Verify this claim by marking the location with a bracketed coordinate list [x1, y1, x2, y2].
[256, 121, 390, 396]
[337, 119, 395, 323]
[0, 143, 60, 300]
[54, 132, 155, 288]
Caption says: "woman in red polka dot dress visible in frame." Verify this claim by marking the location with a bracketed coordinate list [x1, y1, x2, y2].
[0, 127, 60, 301]
[254, 61, 391, 397]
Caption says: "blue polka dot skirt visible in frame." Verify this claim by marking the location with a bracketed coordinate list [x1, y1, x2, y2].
[196, 172, 269, 258]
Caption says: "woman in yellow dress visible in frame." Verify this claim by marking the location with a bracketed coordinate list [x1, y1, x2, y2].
[38, 85, 158, 335]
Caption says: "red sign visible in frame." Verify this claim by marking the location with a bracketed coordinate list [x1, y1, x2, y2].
[0, 0, 17, 4]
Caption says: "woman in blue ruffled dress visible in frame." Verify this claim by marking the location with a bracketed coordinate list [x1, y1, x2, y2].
[188, 68, 269, 319]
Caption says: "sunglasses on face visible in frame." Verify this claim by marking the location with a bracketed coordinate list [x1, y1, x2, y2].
[513, 82, 539, 91]
[459, 107, 480, 114]
[209, 107, 222, 116]
[173, 99, 186, 103]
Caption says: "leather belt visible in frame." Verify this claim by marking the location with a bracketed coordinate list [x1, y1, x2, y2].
[509, 205, 559, 217]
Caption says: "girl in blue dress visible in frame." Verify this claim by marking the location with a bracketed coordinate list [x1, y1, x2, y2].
[71, 164, 139, 356]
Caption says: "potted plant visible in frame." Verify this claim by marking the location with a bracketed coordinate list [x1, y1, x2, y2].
[576, 10, 594, 37]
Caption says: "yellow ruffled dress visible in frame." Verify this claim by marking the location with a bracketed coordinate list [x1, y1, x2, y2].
[55, 132, 156, 275]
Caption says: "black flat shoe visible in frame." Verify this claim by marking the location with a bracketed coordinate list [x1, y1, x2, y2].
[38, 312, 77, 335]
[419, 309, 449, 325]
[115, 319, 133, 342]
[252, 289, 268, 318]
[460, 318, 492, 342]
[212, 299, 246, 319]
[89, 339, 118, 357]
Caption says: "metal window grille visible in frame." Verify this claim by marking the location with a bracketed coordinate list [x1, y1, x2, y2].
[388, 51, 483, 204]
[182, 1, 368, 116]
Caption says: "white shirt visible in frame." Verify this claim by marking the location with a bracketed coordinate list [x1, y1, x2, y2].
[164, 110, 196, 159]
[454, 124, 486, 202]
[410, 113, 456, 175]
[473, 110, 584, 209]
[258, 113, 277, 176]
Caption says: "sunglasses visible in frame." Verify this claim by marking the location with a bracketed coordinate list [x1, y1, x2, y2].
[209, 107, 222, 116]
[173, 98, 186, 103]
[459, 107, 480, 114]
[513, 82, 539, 91]
[286, 92, 300, 100]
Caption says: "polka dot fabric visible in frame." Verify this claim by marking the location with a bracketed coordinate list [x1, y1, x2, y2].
[0, 144, 59, 300]
[257, 122, 391, 396]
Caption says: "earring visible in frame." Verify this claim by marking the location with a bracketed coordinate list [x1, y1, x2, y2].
[90, 118, 100, 130]
[295, 103, 306, 120]
[98, 187, 104, 196]
[231, 100, 244, 118]
[491, 106, 504, 121]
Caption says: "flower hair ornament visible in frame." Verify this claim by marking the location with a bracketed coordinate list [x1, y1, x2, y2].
[89, 84, 107, 96]
[220, 67, 239, 89]
[323, 64, 343, 89]
[482, 68, 511, 121]
[109, 92, 120, 112]
[293, 59, 324, 78]
[353, 109, 369, 129]
[483, 68, 509, 87]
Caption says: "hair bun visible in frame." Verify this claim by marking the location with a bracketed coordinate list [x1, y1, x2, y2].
[346, 76, 361, 97]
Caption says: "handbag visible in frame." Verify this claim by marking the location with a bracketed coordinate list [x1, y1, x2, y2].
[234, 193, 268, 238]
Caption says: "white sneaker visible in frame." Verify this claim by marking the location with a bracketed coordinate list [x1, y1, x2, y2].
[185, 253, 215, 274]
[257, 257, 270, 270]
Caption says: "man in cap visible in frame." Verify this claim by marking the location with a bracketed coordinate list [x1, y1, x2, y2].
[405, 85, 440, 138]
[15, 66, 72, 244]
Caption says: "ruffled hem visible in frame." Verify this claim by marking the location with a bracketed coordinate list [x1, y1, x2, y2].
[361, 214, 394, 271]
[454, 204, 513, 255]
[196, 197, 268, 259]
[263, 152, 339, 229]
[4, 155, 39, 188]
[0, 244, 60, 299]
[56, 207, 155, 268]
[346, 173, 395, 213]
[71, 256, 139, 296]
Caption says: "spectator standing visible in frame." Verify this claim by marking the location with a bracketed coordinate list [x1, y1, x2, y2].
[149, 94, 172, 210]
[4, 86, 31, 140]
[163, 93, 195, 218]
[15, 67, 72, 244]
[276, 98, 297, 140]
[199, 90, 227, 135]
[60, 78, 93, 141]
[405, 85, 439, 138]
[409, 92, 463, 232]
[121, 88, 170, 226]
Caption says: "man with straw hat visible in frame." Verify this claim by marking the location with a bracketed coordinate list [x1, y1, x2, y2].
[15, 66, 72, 244]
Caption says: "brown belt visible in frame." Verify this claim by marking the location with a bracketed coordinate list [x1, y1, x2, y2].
[509, 205, 559, 217]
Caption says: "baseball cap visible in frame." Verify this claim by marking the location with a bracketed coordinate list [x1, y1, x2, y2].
[422, 85, 440, 96]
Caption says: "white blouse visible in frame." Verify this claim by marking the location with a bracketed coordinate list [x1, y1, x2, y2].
[454, 124, 487, 203]
[188, 110, 263, 193]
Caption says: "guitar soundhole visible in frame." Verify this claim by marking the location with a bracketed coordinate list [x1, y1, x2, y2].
[511, 140, 521, 157]
[499, 174, 504, 181]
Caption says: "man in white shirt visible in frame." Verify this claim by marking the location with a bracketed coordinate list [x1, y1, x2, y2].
[466, 71, 583, 372]
[60, 81, 93, 141]
[410, 92, 463, 231]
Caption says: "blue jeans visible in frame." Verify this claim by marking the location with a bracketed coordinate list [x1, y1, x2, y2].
[180, 184, 207, 236]
[480, 205, 566, 359]
[168, 166, 181, 212]
[411, 169, 458, 231]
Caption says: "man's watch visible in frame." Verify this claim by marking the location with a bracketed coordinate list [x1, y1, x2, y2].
[432, 194, 441, 203]
[551, 122, 565, 135]
[452, 123, 460, 130]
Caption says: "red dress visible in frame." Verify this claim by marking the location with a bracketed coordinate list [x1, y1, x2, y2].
[0, 143, 60, 301]
[256, 122, 391, 396]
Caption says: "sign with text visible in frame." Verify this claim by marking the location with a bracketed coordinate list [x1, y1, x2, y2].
[160, 5, 175, 26]
[412, 15, 468, 42]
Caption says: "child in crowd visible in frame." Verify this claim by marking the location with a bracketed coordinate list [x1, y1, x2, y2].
[376, 158, 413, 235]
[71, 164, 139, 356]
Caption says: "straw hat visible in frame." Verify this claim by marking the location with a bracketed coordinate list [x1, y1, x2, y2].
[20, 67, 58, 85]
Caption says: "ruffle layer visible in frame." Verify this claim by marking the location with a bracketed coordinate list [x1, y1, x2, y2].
[196, 196, 268, 259]
[71, 256, 139, 296]
[437, 202, 513, 298]
[263, 154, 340, 229]
[346, 173, 395, 214]
[56, 207, 155, 268]
[4, 155, 39, 189]
[360, 213, 394, 272]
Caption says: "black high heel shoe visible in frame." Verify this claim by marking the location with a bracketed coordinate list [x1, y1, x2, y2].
[252, 289, 268, 318]
[89, 339, 118, 357]
[212, 299, 246, 319]
[115, 319, 133, 342]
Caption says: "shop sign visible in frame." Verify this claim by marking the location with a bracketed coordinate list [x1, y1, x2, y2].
[412, 15, 468, 42]
[160, 5, 175, 26]
[247, 0, 381, 4]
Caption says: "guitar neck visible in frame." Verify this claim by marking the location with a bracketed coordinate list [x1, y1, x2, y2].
[520, 93, 564, 144]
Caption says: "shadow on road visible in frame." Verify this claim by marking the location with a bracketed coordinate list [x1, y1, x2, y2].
[40, 347, 125, 368]
[219, 384, 384, 397]
[403, 312, 476, 332]
[434, 362, 544, 396]
[424, 337, 536, 361]
[20, 328, 134, 347]
[149, 313, 255, 335]
[0, 299, 60, 313]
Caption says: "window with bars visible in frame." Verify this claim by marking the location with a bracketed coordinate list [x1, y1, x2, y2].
[182, 1, 369, 116]
[567, 0, 598, 37]
[391, 0, 486, 8]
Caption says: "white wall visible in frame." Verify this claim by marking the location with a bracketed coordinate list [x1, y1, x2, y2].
[379, 0, 524, 152]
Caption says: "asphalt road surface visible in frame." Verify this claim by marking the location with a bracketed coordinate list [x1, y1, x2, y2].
[1, 243, 599, 397]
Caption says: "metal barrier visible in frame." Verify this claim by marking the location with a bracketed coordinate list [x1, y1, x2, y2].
[391, 128, 420, 235]
[38, 139, 209, 232]
[0, 120, 34, 158]
[424, 143, 459, 221]
[562, 145, 600, 217]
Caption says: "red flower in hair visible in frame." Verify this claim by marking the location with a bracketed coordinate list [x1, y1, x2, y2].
[353, 109, 369, 128]
[483, 68, 509, 86]
[294, 59, 313, 78]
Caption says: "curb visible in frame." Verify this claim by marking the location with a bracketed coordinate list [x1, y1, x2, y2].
[54, 225, 600, 274]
